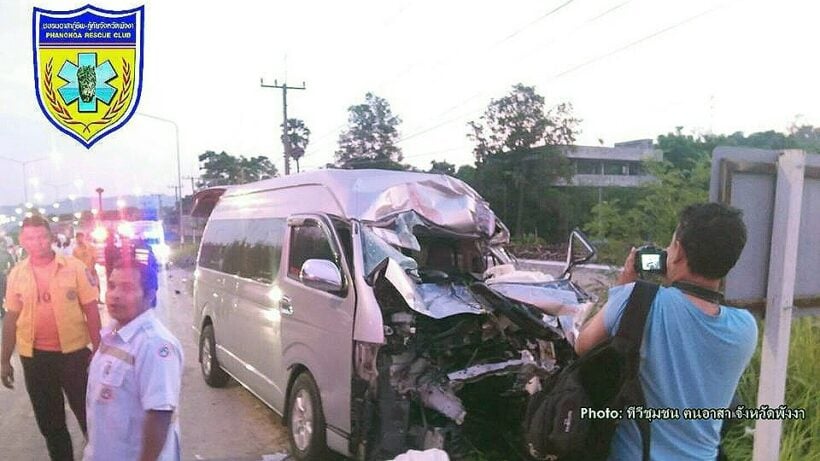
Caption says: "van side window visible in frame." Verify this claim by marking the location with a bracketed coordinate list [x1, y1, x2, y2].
[222, 222, 245, 276]
[288, 224, 338, 279]
[242, 218, 285, 283]
[199, 218, 285, 283]
[199, 220, 232, 271]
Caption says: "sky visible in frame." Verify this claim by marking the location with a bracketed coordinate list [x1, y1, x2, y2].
[1, 0, 819, 207]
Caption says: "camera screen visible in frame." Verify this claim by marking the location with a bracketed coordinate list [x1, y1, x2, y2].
[641, 254, 661, 271]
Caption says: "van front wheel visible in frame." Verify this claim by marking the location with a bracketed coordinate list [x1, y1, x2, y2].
[287, 372, 328, 460]
[200, 324, 229, 387]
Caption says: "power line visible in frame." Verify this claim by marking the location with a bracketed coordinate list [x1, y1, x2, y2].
[402, 145, 466, 160]
[392, 1, 633, 146]
[297, 1, 417, 155]
[397, 107, 480, 144]
[587, 0, 631, 23]
[374, 0, 576, 95]
[393, 2, 725, 147]
[305, 1, 724, 166]
[555, 3, 727, 78]
[303, 0, 578, 159]
[499, 0, 575, 43]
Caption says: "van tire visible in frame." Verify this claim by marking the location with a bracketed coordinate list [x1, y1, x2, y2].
[200, 324, 229, 387]
[287, 372, 328, 460]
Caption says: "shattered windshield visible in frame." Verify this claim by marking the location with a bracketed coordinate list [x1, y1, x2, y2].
[361, 224, 418, 277]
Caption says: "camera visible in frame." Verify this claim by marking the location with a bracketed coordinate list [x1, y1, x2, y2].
[634, 245, 667, 275]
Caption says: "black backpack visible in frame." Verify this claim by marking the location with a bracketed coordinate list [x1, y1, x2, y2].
[523, 281, 659, 461]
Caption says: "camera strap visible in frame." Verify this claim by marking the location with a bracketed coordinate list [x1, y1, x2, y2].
[670, 281, 724, 305]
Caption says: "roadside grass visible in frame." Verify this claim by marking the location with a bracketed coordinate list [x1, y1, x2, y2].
[722, 316, 820, 461]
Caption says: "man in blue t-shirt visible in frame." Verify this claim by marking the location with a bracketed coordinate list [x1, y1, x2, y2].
[576, 202, 758, 460]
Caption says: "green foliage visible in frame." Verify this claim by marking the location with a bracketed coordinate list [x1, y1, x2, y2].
[197, 150, 278, 187]
[584, 155, 710, 264]
[428, 160, 456, 175]
[788, 123, 820, 153]
[584, 127, 722, 263]
[721, 318, 820, 461]
[465, 84, 580, 238]
[337, 157, 409, 171]
[335, 93, 404, 168]
[281, 118, 310, 173]
[455, 165, 477, 184]
[467, 84, 579, 163]
[511, 232, 547, 247]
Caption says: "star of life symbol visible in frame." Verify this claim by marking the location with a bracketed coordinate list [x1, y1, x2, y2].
[57, 53, 117, 112]
[33, 5, 144, 148]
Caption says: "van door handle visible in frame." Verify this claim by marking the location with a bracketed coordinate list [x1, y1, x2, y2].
[279, 295, 293, 315]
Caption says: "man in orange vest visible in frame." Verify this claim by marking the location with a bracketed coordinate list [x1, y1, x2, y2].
[72, 232, 98, 287]
[1, 215, 101, 461]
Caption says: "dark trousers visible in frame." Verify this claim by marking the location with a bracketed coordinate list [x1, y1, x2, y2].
[20, 348, 91, 461]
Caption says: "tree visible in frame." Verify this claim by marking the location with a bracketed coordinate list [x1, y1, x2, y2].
[788, 123, 820, 152]
[468, 84, 578, 158]
[282, 118, 310, 173]
[428, 160, 455, 175]
[585, 155, 711, 244]
[335, 93, 404, 169]
[466, 83, 580, 237]
[198, 150, 278, 188]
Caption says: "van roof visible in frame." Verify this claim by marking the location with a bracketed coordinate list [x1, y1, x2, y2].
[227, 168, 483, 214]
[205, 169, 503, 239]
[225, 168, 470, 197]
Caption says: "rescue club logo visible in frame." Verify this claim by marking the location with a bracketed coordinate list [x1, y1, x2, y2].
[33, 5, 144, 148]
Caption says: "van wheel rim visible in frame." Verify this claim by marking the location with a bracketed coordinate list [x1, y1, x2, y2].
[202, 337, 212, 376]
[291, 389, 314, 451]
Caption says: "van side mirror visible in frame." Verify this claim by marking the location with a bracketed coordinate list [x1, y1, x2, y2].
[300, 259, 343, 292]
[561, 228, 597, 279]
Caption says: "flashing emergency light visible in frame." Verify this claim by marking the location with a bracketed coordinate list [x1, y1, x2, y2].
[117, 222, 136, 238]
[91, 226, 108, 242]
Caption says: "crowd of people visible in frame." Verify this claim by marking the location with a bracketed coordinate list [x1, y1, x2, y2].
[1, 216, 181, 461]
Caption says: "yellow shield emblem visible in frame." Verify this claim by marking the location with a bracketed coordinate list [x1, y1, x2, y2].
[33, 5, 144, 148]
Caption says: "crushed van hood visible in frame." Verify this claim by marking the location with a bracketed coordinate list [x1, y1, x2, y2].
[360, 179, 510, 250]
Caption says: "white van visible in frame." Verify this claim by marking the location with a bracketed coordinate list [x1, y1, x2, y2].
[191, 170, 596, 460]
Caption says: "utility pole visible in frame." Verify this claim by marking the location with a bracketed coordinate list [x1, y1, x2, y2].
[260, 78, 306, 176]
[96, 187, 104, 214]
[182, 175, 199, 195]
[168, 185, 181, 245]
[182, 175, 200, 244]
[137, 113, 183, 244]
[155, 194, 162, 220]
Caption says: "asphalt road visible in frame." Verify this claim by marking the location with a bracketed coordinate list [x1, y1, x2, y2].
[0, 267, 291, 461]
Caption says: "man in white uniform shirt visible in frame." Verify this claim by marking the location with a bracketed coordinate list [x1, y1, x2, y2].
[83, 255, 182, 461]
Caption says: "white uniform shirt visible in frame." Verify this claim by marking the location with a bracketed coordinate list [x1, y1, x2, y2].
[83, 309, 183, 461]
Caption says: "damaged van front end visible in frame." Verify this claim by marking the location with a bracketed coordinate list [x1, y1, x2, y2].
[345, 179, 596, 460]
